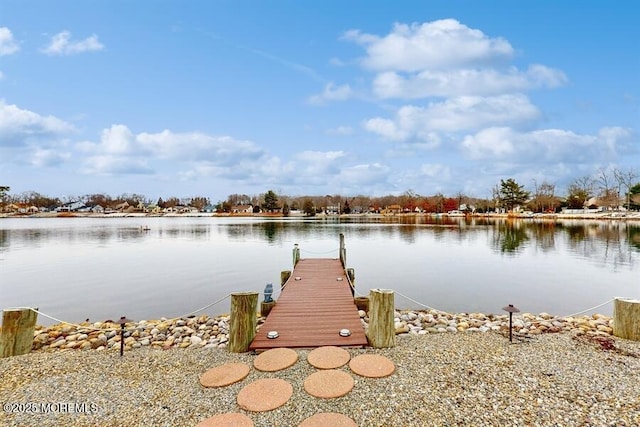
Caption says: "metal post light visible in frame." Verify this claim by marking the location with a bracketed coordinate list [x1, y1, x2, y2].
[117, 316, 132, 356]
[501, 304, 520, 343]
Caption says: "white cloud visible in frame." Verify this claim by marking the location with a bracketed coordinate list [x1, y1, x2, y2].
[30, 148, 71, 167]
[291, 150, 346, 176]
[308, 82, 353, 105]
[137, 131, 265, 164]
[78, 125, 268, 176]
[0, 27, 20, 55]
[82, 156, 154, 175]
[329, 57, 347, 66]
[337, 163, 390, 187]
[41, 31, 104, 56]
[461, 126, 633, 163]
[364, 94, 540, 142]
[0, 100, 75, 146]
[373, 65, 567, 99]
[345, 19, 514, 72]
[419, 163, 452, 179]
[326, 125, 354, 136]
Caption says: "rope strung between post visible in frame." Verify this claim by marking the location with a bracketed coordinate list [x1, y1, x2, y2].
[10, 293, 234, 331]
[20, 308, 120, 332]
[388, 293, 618, 319]
[164, 293, 232, 323]
[299, 247, 339, 255]
[559, 298, 616, 318]
[394, 291, 443, 312]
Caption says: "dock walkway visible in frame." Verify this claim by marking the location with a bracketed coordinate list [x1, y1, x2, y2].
[249, 258, 368, 351]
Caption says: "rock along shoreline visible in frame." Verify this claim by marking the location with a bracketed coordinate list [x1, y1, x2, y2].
[30, 308, 615, 353]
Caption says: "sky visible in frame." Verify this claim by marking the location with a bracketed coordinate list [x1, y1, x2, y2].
[1, 1, 638, 203]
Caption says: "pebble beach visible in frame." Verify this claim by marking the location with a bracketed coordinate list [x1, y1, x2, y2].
[2, 310, 640, 426]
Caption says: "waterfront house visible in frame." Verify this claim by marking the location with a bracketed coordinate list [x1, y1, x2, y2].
[232, 204, 254, 214]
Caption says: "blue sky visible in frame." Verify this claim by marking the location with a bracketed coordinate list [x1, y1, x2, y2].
[1, 1, 638, 202]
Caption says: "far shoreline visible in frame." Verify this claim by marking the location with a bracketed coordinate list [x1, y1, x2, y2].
[2, 211, 640, 221]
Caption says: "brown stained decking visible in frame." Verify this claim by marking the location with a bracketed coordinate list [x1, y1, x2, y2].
[249, 258, 368, 351]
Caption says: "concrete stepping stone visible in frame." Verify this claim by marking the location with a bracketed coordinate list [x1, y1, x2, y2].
[303, 369, 354, 398]
[199, 363, 251, 387]
[196, 412, 254, 426]
[298, 412, 358, 427]
[237, 378, 293, 412]
[349, 354, 395, 378]
[307, 346, 351, 369]
[253, 347, 298, 372]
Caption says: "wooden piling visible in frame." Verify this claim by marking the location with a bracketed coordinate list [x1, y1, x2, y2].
[613, 297, 640, 341]
[293, 244, 300, 266]
[228, 292, 258, 353]
[0, 308, 39, 358]
[261, 301, 276, 317]
[346, 268, 355, 296]
[280, 270, 291, 289]
[339, 233, 346, 267]
[354, 296, 369, 312]
[367, 289, 395, 348]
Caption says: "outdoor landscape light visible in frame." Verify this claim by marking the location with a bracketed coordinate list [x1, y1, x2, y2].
[117, 316, 132, 356]
[501, 304, 520, 343]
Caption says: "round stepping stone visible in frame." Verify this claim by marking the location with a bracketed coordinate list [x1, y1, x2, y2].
[237, 378, 293, 412]
[307, 346, 351, 369]
[196, 412, 254, 427]
[349, 354, 395, 378]
[303, 369, 354, 398]
[253, 347, 298, 372]
[298, 413, 358, 427]
[199, 363, 251, 387]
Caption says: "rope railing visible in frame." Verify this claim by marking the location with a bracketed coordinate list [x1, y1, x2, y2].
[558, 298, 616, 318]
[7, 293, 234, 331]
[369, 292, 621, 319]
[394, 291, 443, 313]
[299, 247, 340, 255]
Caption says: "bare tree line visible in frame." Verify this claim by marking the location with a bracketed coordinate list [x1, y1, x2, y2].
[1, 167, 638, 214]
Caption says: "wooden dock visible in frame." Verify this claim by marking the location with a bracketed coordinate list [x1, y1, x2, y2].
[249, 258, 368, 351]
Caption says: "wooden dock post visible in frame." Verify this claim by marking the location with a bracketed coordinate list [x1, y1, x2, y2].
[613, 297, 640, 341]
[228, 292, 258, 353]
[346, 268, 355, 296]
[367, 289, 395, 348]
[339, 233, 346, 267]
[261, 301, 276, 317]
[0, 307, 39, 358]
[280, 270, 291, 289]
[293, 244, 300, 266]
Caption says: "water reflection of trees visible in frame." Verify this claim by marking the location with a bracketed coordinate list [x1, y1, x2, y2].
[3, 218, 639, 269]
[628, 225, 640, 252]
[558, 220, 636, 269]
[0, 229, 7, 255]
[491, 220, 530, 254]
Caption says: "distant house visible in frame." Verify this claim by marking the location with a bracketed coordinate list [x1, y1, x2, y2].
[92, 205, 105, 213]
[114, 201, 130, 212]
[384, 204, 402, 214]
[145, 204, 161, 214]
[202, 204, 216, 213]
[232, 204, 253, 214]
[56, 201, 86, 212]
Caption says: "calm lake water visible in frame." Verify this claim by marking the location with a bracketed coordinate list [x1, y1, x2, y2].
[1, 216, 639, 325]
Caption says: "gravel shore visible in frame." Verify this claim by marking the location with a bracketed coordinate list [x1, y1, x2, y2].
[2, 331, 639, 427]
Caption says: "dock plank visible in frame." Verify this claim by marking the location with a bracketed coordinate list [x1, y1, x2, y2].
[249, 258, 368, 351]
